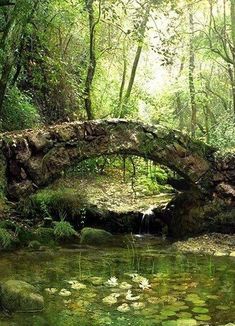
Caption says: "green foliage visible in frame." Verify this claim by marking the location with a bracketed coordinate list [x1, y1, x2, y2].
[53, 220, 76, 240]
[154, 166, 168, 185]
[35, 227, 55, 245]
[0, 227, 13, 249]
[209, 115, 235, 149]
[1, 87, 41, 131]
[22, 188, 87, 220]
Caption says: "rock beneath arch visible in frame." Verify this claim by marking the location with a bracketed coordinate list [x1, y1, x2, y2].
[80, 227, 113, 245]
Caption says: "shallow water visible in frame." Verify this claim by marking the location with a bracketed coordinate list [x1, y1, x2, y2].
[0, 235, 234, 326]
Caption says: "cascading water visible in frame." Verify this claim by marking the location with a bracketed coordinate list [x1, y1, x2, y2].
[139, 206, 155, 234]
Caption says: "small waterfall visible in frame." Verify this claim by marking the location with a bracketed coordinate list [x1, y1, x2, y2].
[139, 207, 155, 234]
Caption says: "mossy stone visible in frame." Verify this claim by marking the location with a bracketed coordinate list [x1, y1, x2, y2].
[80, 227, 113, 245]
[0, 280, 44, 312]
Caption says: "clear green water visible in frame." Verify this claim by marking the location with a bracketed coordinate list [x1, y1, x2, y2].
[0, 236, 234, 326]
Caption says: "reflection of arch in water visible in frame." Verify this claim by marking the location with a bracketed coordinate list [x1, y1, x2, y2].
[1, 119, 215, 200]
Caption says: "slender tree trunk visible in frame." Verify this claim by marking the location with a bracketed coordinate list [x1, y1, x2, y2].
[230, 0, 235, 118]
[116, 39, 127, 117]
[119, 4, 151, 118]
[188, 7, 197, 137]
[175, 93, 184, 130]
[84, 0, 101, 120]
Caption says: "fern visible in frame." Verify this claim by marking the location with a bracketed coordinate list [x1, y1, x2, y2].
[53, 220, 76, 239]
[0, 228, 13, 249]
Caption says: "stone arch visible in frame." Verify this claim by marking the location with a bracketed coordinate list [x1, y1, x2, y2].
[0, 119, 216, 200]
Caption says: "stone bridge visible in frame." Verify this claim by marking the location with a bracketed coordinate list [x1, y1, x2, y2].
[0, 119, 234, 235]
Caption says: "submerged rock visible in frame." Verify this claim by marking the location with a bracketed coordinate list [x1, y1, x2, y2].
[0, 280, 44, 312]
[80, 227, 113, 245]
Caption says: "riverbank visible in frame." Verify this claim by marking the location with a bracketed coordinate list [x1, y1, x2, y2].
[173, 233, 235, 256]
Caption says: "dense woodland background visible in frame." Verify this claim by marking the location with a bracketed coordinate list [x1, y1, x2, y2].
[0, 0, 235, 149]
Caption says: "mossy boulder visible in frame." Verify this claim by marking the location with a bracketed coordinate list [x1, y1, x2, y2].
[80, 227, 113, 245]
[0, 280, 44, 312]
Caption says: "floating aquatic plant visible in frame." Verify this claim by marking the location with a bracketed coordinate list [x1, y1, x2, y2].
[192, 307, 209, 314]
[59, 289, 71, 297]
[119, 282, 132, 290]
[105, 276, 119, 287]
[139, 278, 151, 290]
[117, 303, 130, 313]
[131, 302, 145, 310]
[131, 274, 147, 283]
[125, 290, 140, 301]
[45, 287, 57, 294]
[67, 280, 87, 290]
[102, 293, 120, 305]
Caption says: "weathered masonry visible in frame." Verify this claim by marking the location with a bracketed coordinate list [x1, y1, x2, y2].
[0, 119, 234, 236]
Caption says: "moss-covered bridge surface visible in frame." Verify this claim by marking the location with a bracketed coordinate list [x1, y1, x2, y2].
[0, 119, 234, 203]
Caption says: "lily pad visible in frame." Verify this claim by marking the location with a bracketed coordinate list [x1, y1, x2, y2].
[119, 282, 132, 290]
[174, 301, 187, 307]
[177, 319, 197, 326]
[117, 303, 130, 313]
[177, 312, 193, 318]
[215, 305, 230, 311]
[206, 294, 219, 300]
[192, 307, 209, 314]
[89, 277, 104, 286]
[192, 300, 206, 306]
[160, 309, 177, 317]
[195, 314, 211, 321]
[164, 304, 182, 312]
[177, 305, 189, 311]
[131, 302, 145, 310]
[162, 321, 177, 326]
[185, 294, 201, 302]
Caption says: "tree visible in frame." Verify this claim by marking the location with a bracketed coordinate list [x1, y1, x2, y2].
[119, 2, 151, 118]
[0, 0, 38, 116]
[83, 0, 101, 120]
[188, 4, 196, 137]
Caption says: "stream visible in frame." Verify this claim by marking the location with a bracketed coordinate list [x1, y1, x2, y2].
[0, 236, 234, 326]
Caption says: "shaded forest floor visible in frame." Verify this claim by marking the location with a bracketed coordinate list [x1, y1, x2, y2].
[50, 168, 173, 214]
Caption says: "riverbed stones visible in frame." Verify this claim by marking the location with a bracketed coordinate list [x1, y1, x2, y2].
[80, 227, 113, 245]
[0, 280, 44, 312]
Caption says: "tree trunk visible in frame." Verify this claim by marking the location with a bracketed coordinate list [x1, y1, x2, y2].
[116, 40, 127, 117]
[188, 7, 197, 137]
[83, 0, 100, 120]
[230, 0, 235, 118]
[119, 3, 151, 118]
